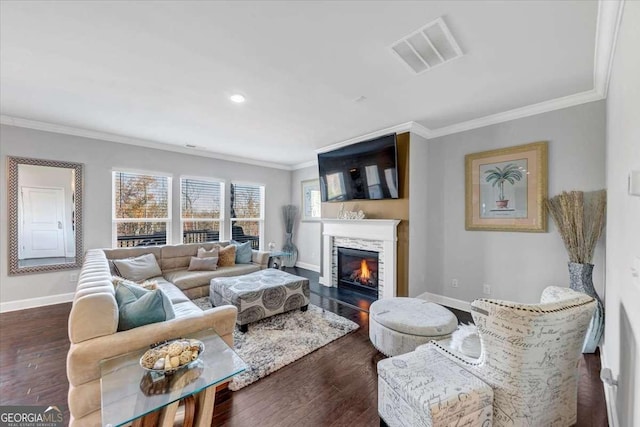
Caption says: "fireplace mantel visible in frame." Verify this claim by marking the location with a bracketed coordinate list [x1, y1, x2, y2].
[320, 219, 401, 299]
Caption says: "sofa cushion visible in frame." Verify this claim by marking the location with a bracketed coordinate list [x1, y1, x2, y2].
[115, 282, 175, 331]
[231, 240, 252, 264]
[160, 242, 226, 271]
[217, 244, 236, 267]
[172, 300, 205, 318]
[188, 256, 218, 271]
[163, 264, 260, 291]
[197, 247, 219, 258]
[112, 253, 162, 282]
[152, 277, 191, 304]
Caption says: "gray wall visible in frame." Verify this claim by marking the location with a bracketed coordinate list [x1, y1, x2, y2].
[0, 125, 291, 304]
[603, 2, 640, 424]
[290, 165, 321, 271]
[409, 100, 606, 303]
[408, 132, 444, 297]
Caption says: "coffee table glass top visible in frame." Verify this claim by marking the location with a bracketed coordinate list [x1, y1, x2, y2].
[269, 251, 292, 257]
[100, 329, 246, 427]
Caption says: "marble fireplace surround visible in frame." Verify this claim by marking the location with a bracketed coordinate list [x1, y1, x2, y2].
[320, 219, 401, 300]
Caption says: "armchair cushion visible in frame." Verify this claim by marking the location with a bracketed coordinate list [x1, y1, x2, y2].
[450, 323, 481, 359]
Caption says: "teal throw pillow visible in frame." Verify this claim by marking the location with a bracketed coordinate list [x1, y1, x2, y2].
[231, 240, 252, 264]
[115, 282, 175, 331]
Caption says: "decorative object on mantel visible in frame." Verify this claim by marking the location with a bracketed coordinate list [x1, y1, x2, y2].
[337, 203, 366, 220]
[281, 205, 298, 267]
[546, 190, 606, 353]
[465, 141, 548, 232]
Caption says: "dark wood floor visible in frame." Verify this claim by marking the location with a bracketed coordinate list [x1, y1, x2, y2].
[0, 270, 608, 426]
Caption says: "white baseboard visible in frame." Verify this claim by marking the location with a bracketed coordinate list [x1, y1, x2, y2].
[415, 292, 472, 313]
[0, 292, 75, 313]
[295, 261, 320, 272]
[600, 348, 619, 427]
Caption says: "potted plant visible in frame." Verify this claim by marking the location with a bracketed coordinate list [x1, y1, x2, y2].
[545, 190, 606, 353]
[484, 164, 524, 208]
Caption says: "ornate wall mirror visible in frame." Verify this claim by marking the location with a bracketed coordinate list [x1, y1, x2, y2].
[7, 156, 84, 275]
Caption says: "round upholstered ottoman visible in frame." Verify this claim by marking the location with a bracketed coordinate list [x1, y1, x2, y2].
[369, 298, 458, 356]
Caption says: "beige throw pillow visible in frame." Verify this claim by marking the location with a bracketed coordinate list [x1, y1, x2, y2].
[216, 245, 236, 267]
[197, 246, 219, 258]
[188, 256, 218, 271]
[112, 253, 162, 282]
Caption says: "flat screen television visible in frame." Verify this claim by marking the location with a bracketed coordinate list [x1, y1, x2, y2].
[318, 133, 398, 202]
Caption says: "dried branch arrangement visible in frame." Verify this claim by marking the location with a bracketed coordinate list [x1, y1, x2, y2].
[282, 205, 298, 233]
[545, 190, 606, 263]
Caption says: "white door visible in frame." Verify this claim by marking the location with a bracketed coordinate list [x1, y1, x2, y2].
[20, 187, 66, 259]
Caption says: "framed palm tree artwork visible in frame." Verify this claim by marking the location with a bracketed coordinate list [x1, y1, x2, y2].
[465, 141, 548, 232]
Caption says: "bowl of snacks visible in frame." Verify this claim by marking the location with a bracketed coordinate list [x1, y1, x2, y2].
[140, 338, 204, 373]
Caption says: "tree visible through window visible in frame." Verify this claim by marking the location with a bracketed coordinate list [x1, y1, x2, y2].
[181, 177, 224, 243]
[230, 183, 264, 250]
[113, 171, 171, 247]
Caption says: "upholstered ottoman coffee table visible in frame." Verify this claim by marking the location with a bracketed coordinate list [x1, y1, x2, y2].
[369, 297, 457, 356]
[210, 269, 310, 332]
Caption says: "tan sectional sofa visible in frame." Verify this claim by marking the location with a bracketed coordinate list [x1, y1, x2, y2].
[67, 242, 269, 426]
[104, 241, 270, 299]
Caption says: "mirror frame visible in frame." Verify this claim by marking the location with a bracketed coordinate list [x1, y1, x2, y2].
[7, 156, 84, 275]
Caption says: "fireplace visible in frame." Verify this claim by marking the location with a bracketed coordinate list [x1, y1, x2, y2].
[337, 247, 379, 298]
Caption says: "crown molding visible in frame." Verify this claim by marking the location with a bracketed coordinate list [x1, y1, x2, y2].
[409, 122, 432, 140]
[1, 1, 622, 170]
[0, 115, 292, 171]
[292, 159, 318, 170]
[427, 89, 603, 139]
[314, 121, 415, 154]
[593, 0, 625, 98]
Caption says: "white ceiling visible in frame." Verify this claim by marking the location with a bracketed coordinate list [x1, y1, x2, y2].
[0, 1, 599, 167]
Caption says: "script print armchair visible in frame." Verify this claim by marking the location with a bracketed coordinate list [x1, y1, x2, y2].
[427, 286, 596, 426]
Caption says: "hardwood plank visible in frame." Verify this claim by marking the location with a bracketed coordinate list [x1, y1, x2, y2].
[0, 268, 608, 426]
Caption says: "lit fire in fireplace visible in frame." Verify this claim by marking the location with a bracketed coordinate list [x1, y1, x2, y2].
[359, 259, 370, 281]
[349, 259, 373, 285]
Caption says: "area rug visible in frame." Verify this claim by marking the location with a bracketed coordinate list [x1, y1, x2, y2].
[192, 298, 359, 390]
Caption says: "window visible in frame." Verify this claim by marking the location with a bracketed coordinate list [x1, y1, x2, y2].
[113, 171, 171, 247]
[181, 177, 224, 244]
[230, 183, 264, 250]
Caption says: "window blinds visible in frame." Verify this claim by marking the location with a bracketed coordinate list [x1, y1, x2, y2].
[231, 184, 263, 219]
[181, 178, 222, 219]
[114, 172, 169, 219]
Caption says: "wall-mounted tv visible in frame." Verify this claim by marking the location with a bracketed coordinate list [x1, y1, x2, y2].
[318, 133, 399, 202]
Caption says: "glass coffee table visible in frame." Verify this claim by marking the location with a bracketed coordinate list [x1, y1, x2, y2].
[269, 251, 292, 270]
[100, 329, 246, 427]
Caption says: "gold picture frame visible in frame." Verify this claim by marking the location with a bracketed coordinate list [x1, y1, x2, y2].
[465, 141, 548, 232]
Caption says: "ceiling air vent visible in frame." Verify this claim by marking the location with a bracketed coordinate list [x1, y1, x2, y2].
[390, 17, 463, 74]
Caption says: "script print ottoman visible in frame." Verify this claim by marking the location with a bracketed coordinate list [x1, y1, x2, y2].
[210, 269, 310, 332]
[370, 297, 458, 356]
[378, 345, 493, 427]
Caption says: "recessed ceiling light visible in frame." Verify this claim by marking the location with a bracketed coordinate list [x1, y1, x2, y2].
[230, 94, 246, 103]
